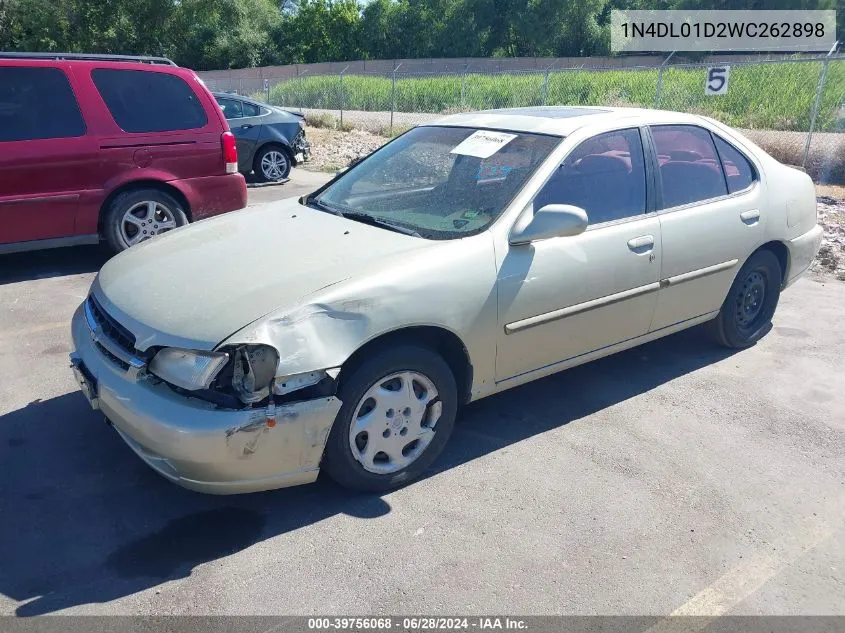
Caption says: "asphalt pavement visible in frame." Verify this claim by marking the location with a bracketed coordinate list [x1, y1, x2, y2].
[0, 170, 843, 616]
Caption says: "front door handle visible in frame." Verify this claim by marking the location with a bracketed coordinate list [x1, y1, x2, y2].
[740, 209, 760, 225]
[241, 123, 254, 130]
[627, 235, 655, 253]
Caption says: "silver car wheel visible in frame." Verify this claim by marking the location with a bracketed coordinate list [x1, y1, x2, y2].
[260, 150, 288, 181]
[120, 201, 177, 246]
[348, 371, 443, 475]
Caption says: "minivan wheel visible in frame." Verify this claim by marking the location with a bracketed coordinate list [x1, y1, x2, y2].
[323, 345, 458, 492]
[711, 249, 782, 349]
[254, 146, 291, 182]
[104, 189, 188, 253]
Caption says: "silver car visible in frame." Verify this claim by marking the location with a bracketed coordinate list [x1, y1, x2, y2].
[69, 107, 822, 494]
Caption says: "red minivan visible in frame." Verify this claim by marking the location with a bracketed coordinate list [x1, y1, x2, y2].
[0, 53, 247, 254]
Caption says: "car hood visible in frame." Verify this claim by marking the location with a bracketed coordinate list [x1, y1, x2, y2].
[93, 199, 428, 351]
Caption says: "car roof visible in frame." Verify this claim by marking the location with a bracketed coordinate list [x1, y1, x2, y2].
[0, 55, 195, 77]
[424, 106, 709, 136]
[212, 92, 259, 103]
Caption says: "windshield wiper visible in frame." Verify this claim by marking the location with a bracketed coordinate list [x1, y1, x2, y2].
[340, 212, 422, 237]
[309, 198, 421, 237]
[307, 197, 345, 216]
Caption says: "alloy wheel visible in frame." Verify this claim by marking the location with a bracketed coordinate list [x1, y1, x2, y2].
[260, 150, 289, 181]
[120, 201, 177, 246]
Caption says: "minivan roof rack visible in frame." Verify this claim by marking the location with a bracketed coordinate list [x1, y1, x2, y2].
[0, 52, 178, 66]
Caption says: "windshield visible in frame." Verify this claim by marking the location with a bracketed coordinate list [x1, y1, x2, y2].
[313, 126, 561, 239]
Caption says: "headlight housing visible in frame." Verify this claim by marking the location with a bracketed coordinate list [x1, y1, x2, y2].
[230, 344, 280, 404]
[149, 348, 229, 391]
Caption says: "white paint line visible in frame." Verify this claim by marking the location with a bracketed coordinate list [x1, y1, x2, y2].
[645, 509, 843, 633]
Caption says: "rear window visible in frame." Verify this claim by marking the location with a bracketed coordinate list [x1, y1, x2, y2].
[0, 67, 86, 142]
[92, 69, 207, 133]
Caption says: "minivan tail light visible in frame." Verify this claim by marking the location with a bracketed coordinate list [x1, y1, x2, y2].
[222, 132, 238, 174]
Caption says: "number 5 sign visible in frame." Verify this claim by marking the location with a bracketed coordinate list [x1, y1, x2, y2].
[705, 66, 729, 96]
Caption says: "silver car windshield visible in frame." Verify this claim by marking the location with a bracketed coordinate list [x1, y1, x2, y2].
[313, 126, 561, 239]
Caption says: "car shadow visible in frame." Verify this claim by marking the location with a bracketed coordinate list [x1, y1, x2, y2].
[0, 326, 737, 615]
[0, 245, 111, 286]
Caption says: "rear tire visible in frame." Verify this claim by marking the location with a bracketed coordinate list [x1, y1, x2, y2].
[323, 345, 458, 492]
[254, 145, 292, 182]
[104, 189, 188, 253]
[711, 249, 782, 349]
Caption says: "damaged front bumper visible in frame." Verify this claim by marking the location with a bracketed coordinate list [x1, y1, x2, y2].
[292, 130, 311, 164]
[70, 304, 341, 494]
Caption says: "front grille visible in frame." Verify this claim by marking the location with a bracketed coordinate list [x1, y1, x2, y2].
[94, 341, 130, 371]
[86, 295, 137, 357]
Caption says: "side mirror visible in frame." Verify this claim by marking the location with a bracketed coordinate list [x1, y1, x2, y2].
[509, 204, 588, 245]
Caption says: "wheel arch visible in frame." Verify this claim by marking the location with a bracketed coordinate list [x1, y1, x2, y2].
[337, 326, 474, 405]
[756, 240, 789, 288]
[98, 180, 191, 236]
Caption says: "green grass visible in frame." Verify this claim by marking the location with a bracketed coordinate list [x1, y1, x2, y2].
[267, 60, 845, 132]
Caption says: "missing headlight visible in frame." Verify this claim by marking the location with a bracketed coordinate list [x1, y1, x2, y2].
[231, 344, 279, 404]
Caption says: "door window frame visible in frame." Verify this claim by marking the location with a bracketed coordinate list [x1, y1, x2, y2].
[0, 66, 88, 142]
[527, 125, 657, 231]
[712, 133, 759, 196]
[217, 97, 244, 120]
[241, 101, 262, 117]
[646, 123, 760, 214]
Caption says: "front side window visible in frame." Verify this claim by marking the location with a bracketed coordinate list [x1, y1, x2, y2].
[652, 125, 728, 209]
[92, 69, 207, 133]
[714, 136, 756, 194]
[0, 67, 86, 142]
[534, 128, 647, 225]
[312, 126, 560, 240]
[216, 97, 243, 120]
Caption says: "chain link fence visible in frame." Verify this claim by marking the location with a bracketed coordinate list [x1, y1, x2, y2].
[205, 55, 845, 183]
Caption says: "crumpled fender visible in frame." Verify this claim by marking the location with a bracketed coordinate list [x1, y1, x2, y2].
[217, 232, 500, 397]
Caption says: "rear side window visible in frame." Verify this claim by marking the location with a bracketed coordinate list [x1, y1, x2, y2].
[534, 128, 647, 225]
[92, 69, 207, 133]
[242, 102, 261, 117]
[216, 97, 243, 119]
[0, 67, 85, 142]
[651, 125, 728, 208]
[714, 136, 755, 193]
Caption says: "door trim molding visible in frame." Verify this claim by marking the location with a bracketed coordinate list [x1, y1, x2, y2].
[492, 309, 720, 392]
[503, 257, 738, 336]
[504, 281, 661, 335]
[0, 234, 99, 255]
[0, 193, 79, 206]
[661, 259, 738, 287]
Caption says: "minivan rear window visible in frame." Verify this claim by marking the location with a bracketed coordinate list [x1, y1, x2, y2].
[92, 69, 208, 133]
[0, 67, 86, 142]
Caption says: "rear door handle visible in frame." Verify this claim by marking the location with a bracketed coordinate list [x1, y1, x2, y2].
[627, 235, 654, 253]
[740, 209, 760, 224]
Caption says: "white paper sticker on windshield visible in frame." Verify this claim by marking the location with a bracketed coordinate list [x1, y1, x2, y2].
[451, 130, 517, 159]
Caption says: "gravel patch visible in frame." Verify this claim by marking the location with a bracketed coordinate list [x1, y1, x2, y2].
[303, 125, 387, 173]
[813, 197, 845, 280]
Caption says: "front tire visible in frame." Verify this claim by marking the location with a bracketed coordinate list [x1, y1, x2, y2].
[323, 345, 458, 492]
[254, 145, 291, 182]
[104, 189, 188, 253]
[711, 249, 782, 349]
